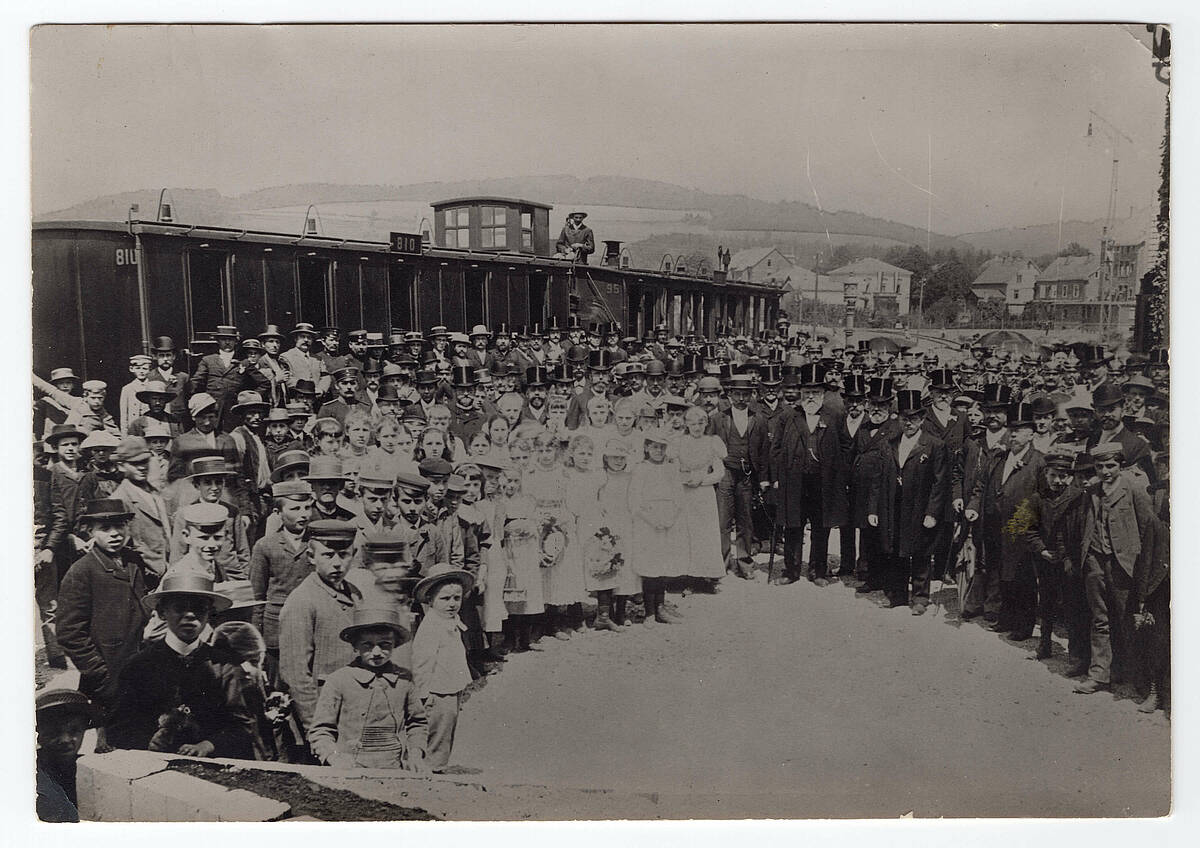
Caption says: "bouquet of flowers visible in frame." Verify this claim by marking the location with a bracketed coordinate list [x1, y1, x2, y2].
[538, 515, 569, 568]
[584, 526, 625, 580]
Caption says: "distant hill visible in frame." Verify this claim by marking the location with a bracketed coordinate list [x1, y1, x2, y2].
[956, 207, 1153, 258]
[37, 175, 975, 251]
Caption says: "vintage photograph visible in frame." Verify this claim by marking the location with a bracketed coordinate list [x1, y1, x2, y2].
[28, 22, 1171, 821]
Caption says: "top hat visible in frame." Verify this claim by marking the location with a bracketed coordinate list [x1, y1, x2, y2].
[1029, 395, 1058, 417]
[680, 354, 703, 375]
[450, 366, 477, 388]
[866, 376, 895, 403]
[726, 374, 755, 391]
[644, 360, 667, 377]
[896, 389, 925, 417]
[1007, 401, 1036, 429]
[796, 362, 825, 389]
[1148, 347, 1168, 367]
[525, 366, 550, 387]
[143, 572, 232, 614]
[414, 369, 438, 385]
[549, 364, 573, 383]
[843, 374, 868, 398]
[339, 606, 411, 645]
[979, 382, 1013, 410]
[927, 368, 956, 391]
[588, 349, 615, 371]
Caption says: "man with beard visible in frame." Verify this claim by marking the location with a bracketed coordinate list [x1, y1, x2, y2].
[1086, 383, 1154, 484]
[769, 363, 850, 587]
[565, 350, 614, 429]
[448, 367, 486, 445]
[852, 377, 901, 592]
[544, 319, 566, 363]
[709, 375, 770, 579]
[836, 374, 869, 580]
[281, 323, 328, 397]
[922, 368, 966, 583]
[147, 336, 191, 429]
[959, 382, 1011, 621]
[970, 400, 1045, 640]
[522, 366, 551, 424]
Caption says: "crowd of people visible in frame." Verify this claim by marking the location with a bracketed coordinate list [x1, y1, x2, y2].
[32, 314, 1170, 820]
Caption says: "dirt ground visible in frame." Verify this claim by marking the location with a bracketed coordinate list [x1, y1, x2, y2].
[452, 565, 1171, 819]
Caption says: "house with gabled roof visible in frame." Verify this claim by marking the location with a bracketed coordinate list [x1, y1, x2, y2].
[970, 256, 1040, 314]
[827, 257, 912, 315]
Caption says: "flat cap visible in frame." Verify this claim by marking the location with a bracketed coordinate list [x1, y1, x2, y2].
[307, 519, 357, 547]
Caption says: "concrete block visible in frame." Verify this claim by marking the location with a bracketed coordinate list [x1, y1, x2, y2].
[77, 750, 170, 821]
[214, 786, 291, 822]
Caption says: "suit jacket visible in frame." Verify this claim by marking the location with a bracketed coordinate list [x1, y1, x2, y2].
[971, 446, 1045, 580]
[45, 463, 83, 553]
[555, 223, 595, 261]
[922, 410, 965, 523]
[769, 407, 850, 529]
[111, 479, 172, 578]
[1079, 475, 1167, 598]
[148, 367, 190, 426]
[1086, 425, 1156, 485]
[707, 407, 770, 480]
[190, 353, 248, 428]
[852, 418, 902, 533]
[882, 430, 947, 558]
[107, 639, 257, 759]
[248, 528, 312, 648]
[55, 546, 151, 708]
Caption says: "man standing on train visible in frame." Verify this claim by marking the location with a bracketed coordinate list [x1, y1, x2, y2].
[555, 212, 594, 264]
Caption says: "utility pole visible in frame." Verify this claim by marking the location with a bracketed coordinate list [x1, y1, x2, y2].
[812, 253, 820, 339]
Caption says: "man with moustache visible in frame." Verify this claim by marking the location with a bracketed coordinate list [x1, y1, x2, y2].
[769, 363, 851, 587]
[281, 323, 329, 397]
[959, 382, 1012, 622]
[852, 377, 902, 592]
[709, 374, 770, 579]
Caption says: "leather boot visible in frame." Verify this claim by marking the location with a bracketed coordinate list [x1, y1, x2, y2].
[613, 596, 629, 627]
[593, 592, 620, 632]
[549, 607, 571, 640]
[1138, 683, 1160, 714]
[653, 590, 672, 625]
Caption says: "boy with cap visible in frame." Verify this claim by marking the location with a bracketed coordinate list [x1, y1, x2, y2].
[1086, 383, 1155, 485]
[413, 564, 476, 772]
[36, 689, 101, 821]
[33, 372, 120, 436]
[111, 436, 172, 579]
[119, 354, 155, 433]
[419, 457, 467, 570]
[250, 479, 316, 683]
[308, 608, 429, 770]
[170, 458, 250, 579]
[56, 498, 153, 752]
[1074, 443, 1167, 698]
[278, 520, 367, 734]
[107, 573, 256, 758]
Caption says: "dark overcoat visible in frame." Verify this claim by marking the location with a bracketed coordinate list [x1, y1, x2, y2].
[881, 430, 948, 559]
[769, 407, 850, 529]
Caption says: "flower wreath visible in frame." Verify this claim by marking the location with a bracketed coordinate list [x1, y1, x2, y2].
[539, 515, 569, 568]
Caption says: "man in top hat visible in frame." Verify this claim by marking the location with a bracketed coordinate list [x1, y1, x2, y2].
[871, 389, 947, 613]
[111, 436, 172, 579]
[1086, 382, 1154, 484]
[107, 572, 256, 758]
[189, 325, 251, 431]
[708, 374, 771, 579]
[522, 366, 552, 425]
[769, 362, 851, 587]
[147, 336, 190, 426]
[958, 382, 1013, 622]
[448, 366, 487, 444]
[318, 366, 367, 428]
[920, 367, 966, 583]
[555, 211, 594, 263]
[278, 519, 369, 732]
[281, 322, 330, 396]
[564, 349, 615, 429]
[56, 498, 153, 751]
[969, 400, 1045, 639]
[848, 377, 902, 592]
[253, 324, 291, 407]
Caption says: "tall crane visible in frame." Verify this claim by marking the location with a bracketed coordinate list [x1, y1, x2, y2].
[1086, 109, 1134, 332]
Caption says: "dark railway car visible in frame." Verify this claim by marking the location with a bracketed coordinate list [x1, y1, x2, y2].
[33, 197, 782, 408]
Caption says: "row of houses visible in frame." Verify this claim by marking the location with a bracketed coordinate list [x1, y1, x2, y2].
[730, 215, 1154, 328]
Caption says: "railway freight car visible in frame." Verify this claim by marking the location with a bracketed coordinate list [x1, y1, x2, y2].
[32, 195, 783, 396]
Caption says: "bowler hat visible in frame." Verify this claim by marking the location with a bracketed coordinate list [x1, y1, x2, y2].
[292, 379, 317, 396]
[78, 498, 134, 523]
[1091, 383, 1124, 409]
[150, 336, 176, 353]
[340, 606, 411, 645]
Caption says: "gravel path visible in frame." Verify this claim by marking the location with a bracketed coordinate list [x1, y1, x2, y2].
[453, 571, 1170, 818]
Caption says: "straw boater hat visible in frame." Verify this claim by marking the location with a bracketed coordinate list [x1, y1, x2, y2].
[143, 572, 232, 614]
[36, 689, 102, 726]
[415, 562, 475, 606]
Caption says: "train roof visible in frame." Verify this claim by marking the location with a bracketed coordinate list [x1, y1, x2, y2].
[430, 196, 553, 210]
[32, 218, 783, 291]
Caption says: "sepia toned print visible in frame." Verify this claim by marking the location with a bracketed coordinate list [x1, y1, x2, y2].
[30, 23, 1169, 821]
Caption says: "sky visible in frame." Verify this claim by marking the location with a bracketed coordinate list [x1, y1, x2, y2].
[30, 23, 1168, 235]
